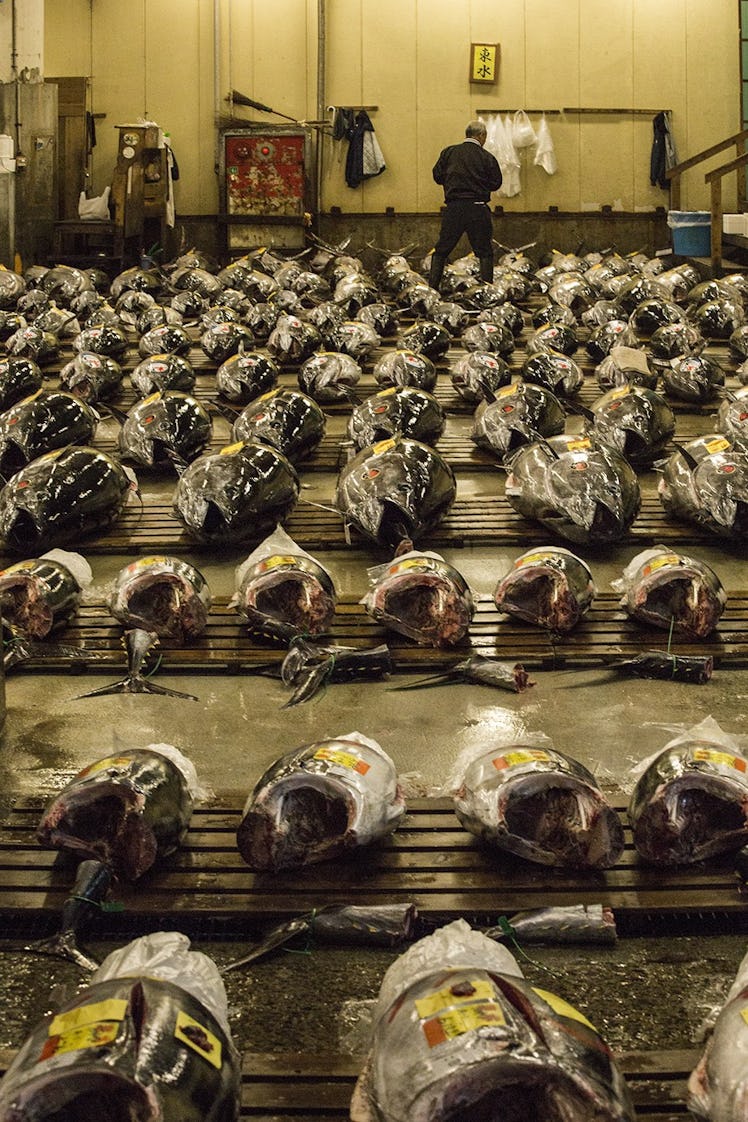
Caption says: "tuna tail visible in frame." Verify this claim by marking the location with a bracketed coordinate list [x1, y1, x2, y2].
[208, 397, 240, 424]
[25, 859, 111, 971]
[4, 636, 101, 672]
[72, 628, 199, 701]
[101, 402, 129, 426]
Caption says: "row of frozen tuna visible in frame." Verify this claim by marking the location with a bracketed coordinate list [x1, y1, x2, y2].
[0, 534, 728, 666]
[1, 915, 746, 1121]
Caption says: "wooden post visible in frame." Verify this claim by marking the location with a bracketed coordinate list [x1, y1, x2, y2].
[669, 172, 681, 211]
[711, 177, 723, 275]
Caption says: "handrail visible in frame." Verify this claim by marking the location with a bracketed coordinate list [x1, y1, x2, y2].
[666, 128, 748, 212]
[704, 150, 748, 273]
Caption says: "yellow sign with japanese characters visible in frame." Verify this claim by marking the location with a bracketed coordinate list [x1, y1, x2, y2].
[470, 43, 499, 84]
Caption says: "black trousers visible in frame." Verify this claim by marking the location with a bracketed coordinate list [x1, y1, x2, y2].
[428, 200, 495, 290]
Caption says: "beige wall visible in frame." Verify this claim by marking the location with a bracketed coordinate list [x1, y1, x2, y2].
[44, 0, 741, 217]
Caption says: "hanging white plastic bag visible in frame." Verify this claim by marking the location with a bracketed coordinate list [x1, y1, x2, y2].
[78, 185, 111, 221]
[499, 114, 522, 196]
[512, 109, 536, 149]
[533, 113, 557, 174]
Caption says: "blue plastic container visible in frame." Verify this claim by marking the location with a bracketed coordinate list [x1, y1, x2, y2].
[667, 210, 711, 255]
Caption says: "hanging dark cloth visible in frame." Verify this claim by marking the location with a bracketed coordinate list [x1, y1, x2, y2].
[344, 110, 385, 188]
[651, 111, 673, 189]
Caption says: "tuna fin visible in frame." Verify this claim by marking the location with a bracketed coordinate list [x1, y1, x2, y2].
[100, 402, 129, 426]
[208, 397, 239, 423]
[221, 918, 311, 972]
[4, 638, 101, 672]
[282, 659, 331, 707]
[72, 675, 199, 700]
[562, 399, 595, 423]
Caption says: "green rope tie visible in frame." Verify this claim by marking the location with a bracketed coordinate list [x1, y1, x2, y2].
[495, 915, 555, 976]
[67, 896, 124, 913]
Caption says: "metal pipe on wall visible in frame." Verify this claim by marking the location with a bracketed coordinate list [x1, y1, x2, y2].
[315, 0, 326, 229]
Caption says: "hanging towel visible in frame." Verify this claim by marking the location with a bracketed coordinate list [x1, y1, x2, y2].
[533, 114, 557, 175]
[345, 111, 386, 188]
[499, 114, 522, 197]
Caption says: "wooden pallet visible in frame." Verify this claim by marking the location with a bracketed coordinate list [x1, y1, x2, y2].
[0, 1045, 701, 1119]
[10, 593, 748, 675]
[3, 492, 742, 557]
[0, 796, 745, 935]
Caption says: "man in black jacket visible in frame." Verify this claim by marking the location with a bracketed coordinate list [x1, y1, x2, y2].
[428, 120, 502, 292]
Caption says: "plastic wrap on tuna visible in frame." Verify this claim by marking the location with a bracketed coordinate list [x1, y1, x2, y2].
[689, 297, 745, 340]
[361, 550, 474, 646]
[0, 269, 26, 309]
[526, 322, 578, 357]
[716, 386, 748, 450]
[0, 932, 241, 1122]
[461, 320, 515, 357]
[657, 434, 748, 538]
[628, 717, 748, 864]
[231, 388, 325, 463]
[450, 352, 511, 403]
[0, 390, 98, 476]
[505, 434, 641, 545]
[356, 301, 398, 337]
[348, 386, 445, 449]
[0, 357, 44, 409]
[200, 320, 254, 363]
[59, 351, 123, 402]
[130, 352, 196, 396]
[471, 382, 566, 461]
[660, 354, 725, 403]
[494, 546, 596, 632]
[173, 440, 299, 545]
[109, 556, 212, 641]
[398, 320, 451, 359]
[214, 351, 277, 404]
[629, 298, 684, 338]
[589, 385, 675, 469]
[520, 351, 584, 397]
[612, 546, 726, 639]
[266, 314, 323, 364]
[323, 319, 381, 361]
[350, 919, 634, 1122]
[118, 391, 212, 468]
[449, 737, 625, 869]
[373, 349, 437, 392]
[0, 446, 133, 553]
[237, 731, 406, 871]
[648, 320, 704, 359]
[586, 320, 639, 362]
[6, 325, 60, 364]
[298, 350, 362, 402]
[230, 526, 336, 639]
[478, 301, 525, 336]
[336, 436, 456, 548]
[688, 944, 748, 1119]
[430, 300, 471, 336]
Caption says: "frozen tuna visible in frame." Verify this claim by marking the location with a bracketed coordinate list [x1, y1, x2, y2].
[173, 440, 299, 545]
[230, 526, 337, 639]
[505, 434, 641, 545]
[451, 738, 624, 869]
[0, 549, 91, 638]
[361, 550, 474, 646]
[628, 718, 748, 865]
[350, 919, 634, 1122]
[348, 385, 445, 449]
[657, 434, 748, 538]
[613, 547, 726, 639]
[108, 556, 211, 642]
[336, 436, 456, 548]
[0, 931, 241, 1122]
[493, 546, 596, 632]
[237, 731, 406, 871]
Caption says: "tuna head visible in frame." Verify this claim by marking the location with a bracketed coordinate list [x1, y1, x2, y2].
[109, 556, 212, 642]
[539, 446, 641, 544]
